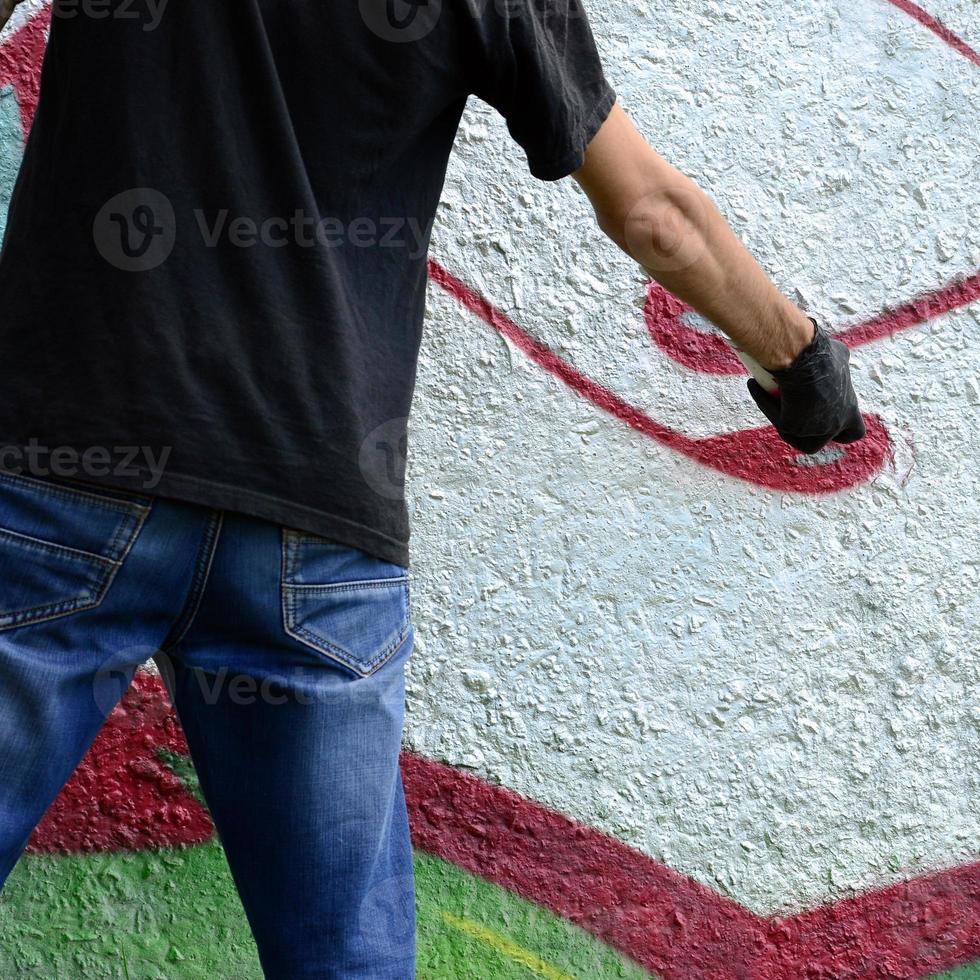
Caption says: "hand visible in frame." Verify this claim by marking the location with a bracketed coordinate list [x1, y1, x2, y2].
[747, 318, 867, 455]
[1, 0, 24, 32]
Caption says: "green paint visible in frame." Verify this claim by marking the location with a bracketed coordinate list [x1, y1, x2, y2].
[0, 847, 652, 979]
[932, 964, 980, 979]
[0, 843, 261, 979]
[0, 751, 651, 978]
[416, 851, 651, 980]
[156, 750, 207, 809]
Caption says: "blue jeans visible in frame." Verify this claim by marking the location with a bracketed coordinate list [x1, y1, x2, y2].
[0, 471, 416, 978]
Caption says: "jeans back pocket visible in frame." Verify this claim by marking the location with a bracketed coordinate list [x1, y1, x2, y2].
[281, 530, 411, 677]
[0, 472, 150, 631]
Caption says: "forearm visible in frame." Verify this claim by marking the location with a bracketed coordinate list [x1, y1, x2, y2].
[575, 104, 814, 370]
[574, 102, 865, 454]
[617, 174, 814, 369]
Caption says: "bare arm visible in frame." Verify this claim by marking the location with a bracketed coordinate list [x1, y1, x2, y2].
[573, 102, 814, 371]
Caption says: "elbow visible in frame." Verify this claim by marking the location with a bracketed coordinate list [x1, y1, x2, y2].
[594, 200, 636, 252]
[599, 183, 709, 276]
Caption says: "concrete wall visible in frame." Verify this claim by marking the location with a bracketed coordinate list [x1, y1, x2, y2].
[0, 0, 978, 975]
[405, 0, 980, 921]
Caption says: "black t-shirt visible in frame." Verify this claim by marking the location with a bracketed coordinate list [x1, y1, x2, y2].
[0, 0, 615, 567]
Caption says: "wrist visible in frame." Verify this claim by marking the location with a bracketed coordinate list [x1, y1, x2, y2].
[771, 318, 832, 383]
[764, 313, 817, 371]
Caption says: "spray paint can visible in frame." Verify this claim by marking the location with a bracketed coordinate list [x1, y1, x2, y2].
[732, 348, 780, 396]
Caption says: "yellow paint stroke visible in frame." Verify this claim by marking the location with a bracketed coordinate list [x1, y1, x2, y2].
[441, 911, 575, 980]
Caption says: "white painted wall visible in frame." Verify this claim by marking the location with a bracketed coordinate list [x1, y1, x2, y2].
[403, 0, 980, 915]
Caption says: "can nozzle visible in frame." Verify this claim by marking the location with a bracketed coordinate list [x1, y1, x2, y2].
[733, 348, 780, 396]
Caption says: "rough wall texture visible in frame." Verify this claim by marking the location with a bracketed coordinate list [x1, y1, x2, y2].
[405, 0, 980, 920]
[0, 0, 978, 976]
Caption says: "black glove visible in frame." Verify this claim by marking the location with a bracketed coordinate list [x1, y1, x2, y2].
[747, 318, 866, 455]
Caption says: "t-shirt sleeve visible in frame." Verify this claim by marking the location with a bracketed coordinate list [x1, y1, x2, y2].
[468, 0, 616, 181]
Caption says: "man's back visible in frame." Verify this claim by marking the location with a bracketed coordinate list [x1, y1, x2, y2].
[0, 0, 615, 566]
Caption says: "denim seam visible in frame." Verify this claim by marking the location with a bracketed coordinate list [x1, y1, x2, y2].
[39, 474, 155, 509]
[0, 505, 150, 632]
[159, 512, 224, 654]
[281, 529, 411, 588]
[0, 471, 151, 518]
[104, 508, 136, 562]
[283, 600, 411, 678]
[280, 529, 411, 678]
[0, 525, 124, 568]
[286, 578, 410, 594]
[283, 586, 410, 670]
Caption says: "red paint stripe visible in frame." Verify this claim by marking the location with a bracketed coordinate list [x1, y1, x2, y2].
[765, 860, 980, 978]
[646, 270, 980, 376]
[838, 269, 980, 348]
[402, 752, 766, 979]
[0, 7, 50, 134]
[645, 283, 745, 376]
[769, 863, 980, 980]
[884, 0, 980, 66]
[29, 677, 980, 977]
[404, 751, 980, 978]
[429, 259, 891, 495]
[29, 673, 213, 853]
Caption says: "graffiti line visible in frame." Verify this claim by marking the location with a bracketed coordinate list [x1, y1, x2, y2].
[406, 753, 980, 979]
[884, 0, 980, 66]
[839, 269, 980, 346]
[647, 270, 980, 376]
[441, 913, 575, 980]
[0, 6, 49, 134]
[429, 259, 891, 494]
[766, 860, 980, 977]
[406, 752, 765, 979]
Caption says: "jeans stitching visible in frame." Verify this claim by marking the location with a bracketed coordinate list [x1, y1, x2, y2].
[0, 471, 151, 517]
[285, 578, 410, 594]
[0, 526, 124, 568]
[285, 612, 411, 678]
[159, 513, 225, 654]
[280, 529, 411, 677]
[0, 502, 150, 633]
